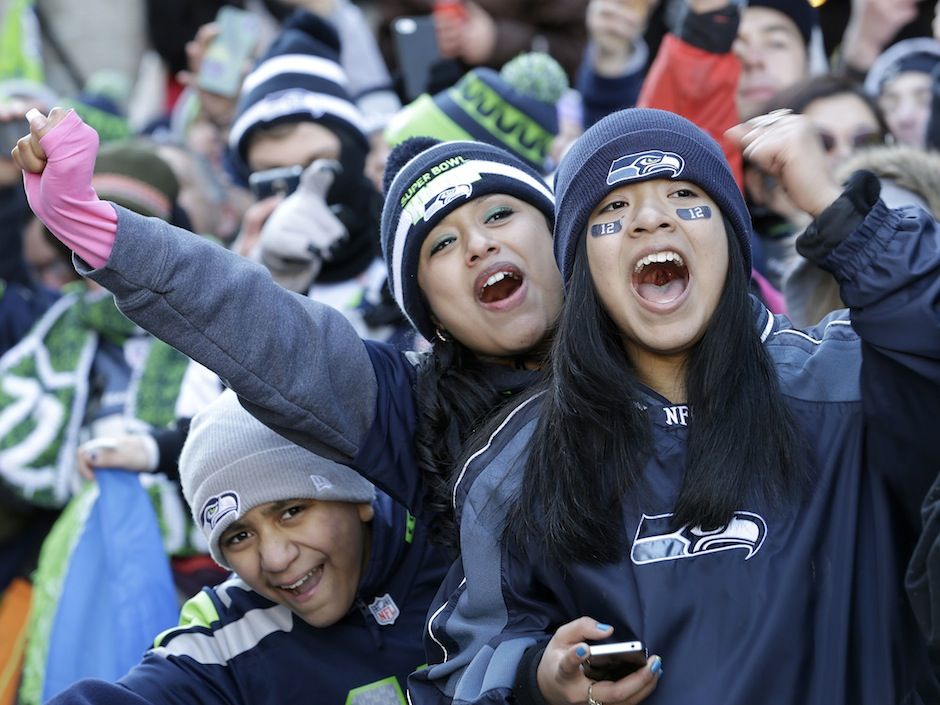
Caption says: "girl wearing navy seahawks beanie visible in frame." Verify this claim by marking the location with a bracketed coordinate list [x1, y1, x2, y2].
[409, 108, 940, 705]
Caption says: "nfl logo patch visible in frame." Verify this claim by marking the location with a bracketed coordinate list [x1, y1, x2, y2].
[367, 594, 400, 625]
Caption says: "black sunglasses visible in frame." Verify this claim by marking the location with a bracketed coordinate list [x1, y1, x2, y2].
[816, 129, 883, 154]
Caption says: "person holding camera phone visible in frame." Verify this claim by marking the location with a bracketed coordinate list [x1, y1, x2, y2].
[405, 107, 940, 705]
[44, 390, 449, 705]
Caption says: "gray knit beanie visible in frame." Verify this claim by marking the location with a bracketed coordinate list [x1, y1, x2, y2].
[552, 107, 752, 285]
[180, 391, 375, 568]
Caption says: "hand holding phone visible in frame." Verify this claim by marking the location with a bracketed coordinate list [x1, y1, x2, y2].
[197, 7, 261, 98]
[582, 640, 648, 681]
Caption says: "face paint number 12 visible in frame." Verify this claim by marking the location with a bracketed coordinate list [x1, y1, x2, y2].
[591, 220, 623, 236]
[677, 206, 712, 221]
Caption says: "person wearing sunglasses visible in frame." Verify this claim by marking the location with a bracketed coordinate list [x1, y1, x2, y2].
[769, 74, 888, 168]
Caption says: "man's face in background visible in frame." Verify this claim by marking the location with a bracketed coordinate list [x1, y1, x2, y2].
[733, 6, 808, 119]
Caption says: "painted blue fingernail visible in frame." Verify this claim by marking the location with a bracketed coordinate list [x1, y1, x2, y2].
[596, 623, 612, 631]
[650, 657, 663, 676]
[576, 646, 587, 658]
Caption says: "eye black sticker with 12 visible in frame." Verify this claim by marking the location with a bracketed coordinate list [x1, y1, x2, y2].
[591, 205, 712, 237]
[676, 206, 712, 220]
[591, 220, 622, 236]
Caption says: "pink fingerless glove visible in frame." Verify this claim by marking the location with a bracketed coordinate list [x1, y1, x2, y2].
[22, 110, 118, 269]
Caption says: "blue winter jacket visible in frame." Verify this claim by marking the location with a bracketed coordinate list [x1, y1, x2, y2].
[46, 492, 448, 705]
[406, 181, 940, 705]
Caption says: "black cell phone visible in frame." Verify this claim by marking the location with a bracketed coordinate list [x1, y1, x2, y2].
[583, 641, 647, 681]
[248, 165, 305, 200]
[391, 15, 442, 101]
[0, 120, 25, 157]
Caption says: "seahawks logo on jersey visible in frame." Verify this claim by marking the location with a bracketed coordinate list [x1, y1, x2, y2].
[630, 511, 767, 565]
[607, 151, 685, 185]
[424, 183, 473, 221]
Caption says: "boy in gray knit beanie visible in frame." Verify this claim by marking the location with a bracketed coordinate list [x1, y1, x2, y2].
[179, 391, 380, 625]
[180, 390, 374, 568]
[46, 390, 449, 705]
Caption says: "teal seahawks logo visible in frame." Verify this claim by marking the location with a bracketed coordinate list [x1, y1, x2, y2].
[200, 491, 240, 532]
[630, 511, 767, 565]
[607, 151, 685, 185]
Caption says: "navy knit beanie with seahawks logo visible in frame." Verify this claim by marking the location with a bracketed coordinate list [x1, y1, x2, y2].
[228, 10, 368, 181]
[552, 107, 752, 285]
[381, 139, 555, 342]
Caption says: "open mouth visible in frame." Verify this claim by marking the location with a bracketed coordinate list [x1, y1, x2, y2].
[277, 566, 322, 596]
[476, 264, 524, 304]
[633, 251, 689, 305]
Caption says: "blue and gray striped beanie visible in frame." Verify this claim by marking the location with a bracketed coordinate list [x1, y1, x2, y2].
[553, 108, 752, 285]
[381, 138, 555, 342]
[228, 11, 368, 181]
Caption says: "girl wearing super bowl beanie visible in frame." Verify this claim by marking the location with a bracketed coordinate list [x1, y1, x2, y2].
[407, 108, 940, 705]
[13, 108, 561, 558]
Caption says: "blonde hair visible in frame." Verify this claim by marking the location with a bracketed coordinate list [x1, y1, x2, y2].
[786, 145, 940, 326]
[834, 145, 940, 219]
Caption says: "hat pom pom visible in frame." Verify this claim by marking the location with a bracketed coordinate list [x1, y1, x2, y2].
[281, 9, 342, 55]
[383, 136, 442, 195]
[500, 52, 568, 105]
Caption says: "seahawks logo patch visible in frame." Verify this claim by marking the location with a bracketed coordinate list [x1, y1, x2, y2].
[424, 183, 473, 221]
[630, 511, 767, 565]
[607, 151, 685, 185]
[200, 491, 240, 532]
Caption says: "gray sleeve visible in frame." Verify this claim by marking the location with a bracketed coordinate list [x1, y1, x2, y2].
[77, 206, 378, 462]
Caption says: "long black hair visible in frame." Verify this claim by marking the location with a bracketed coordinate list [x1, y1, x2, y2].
[505, 224, 810, 565]
[414, 316, 547, 552]
[414, 343, 499, 550]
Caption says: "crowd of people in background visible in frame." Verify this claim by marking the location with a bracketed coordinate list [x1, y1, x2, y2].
[1, 0, 939, 704]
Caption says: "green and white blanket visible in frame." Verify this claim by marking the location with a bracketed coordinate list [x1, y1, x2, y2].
[0, 284, 205, 555]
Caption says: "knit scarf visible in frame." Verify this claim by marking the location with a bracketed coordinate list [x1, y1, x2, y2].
[0, 284, 202, 555]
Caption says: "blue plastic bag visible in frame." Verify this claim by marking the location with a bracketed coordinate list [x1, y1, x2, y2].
[34, 469, 179, 703]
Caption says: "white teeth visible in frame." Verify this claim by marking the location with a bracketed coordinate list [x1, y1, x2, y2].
[281, 568, 317, 591]
[634, 251, 685, 273]
[483, 271, 517, 288]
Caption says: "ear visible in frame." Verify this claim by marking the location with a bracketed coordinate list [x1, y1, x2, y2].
[357, 502, 375, 523]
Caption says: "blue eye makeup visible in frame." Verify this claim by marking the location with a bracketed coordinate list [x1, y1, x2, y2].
[429, 234, 456, 255]
[484, 205, 514, 223]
